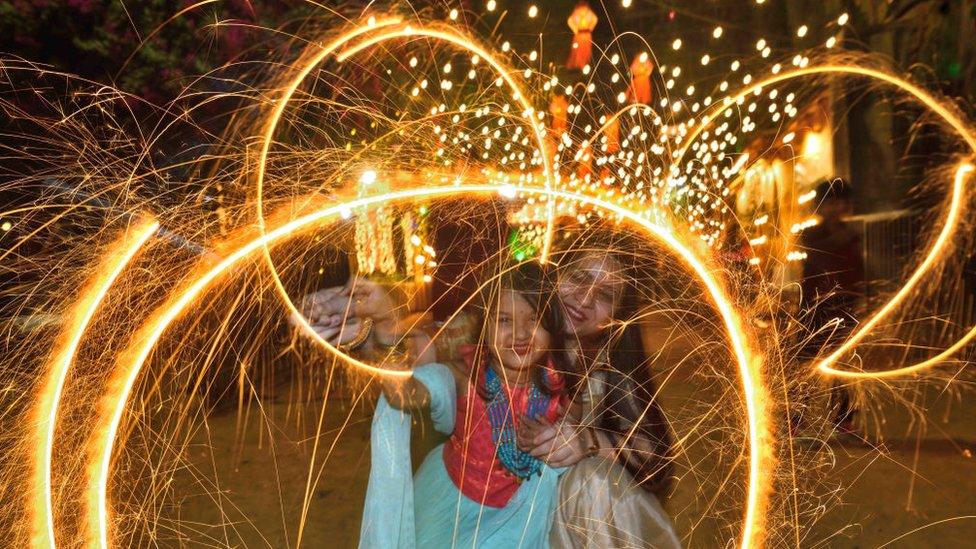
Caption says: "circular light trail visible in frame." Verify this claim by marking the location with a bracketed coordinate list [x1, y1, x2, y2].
[71, 184, 769, 549]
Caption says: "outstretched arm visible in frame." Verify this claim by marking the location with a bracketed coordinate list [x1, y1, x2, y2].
[375, 329, 438, 411]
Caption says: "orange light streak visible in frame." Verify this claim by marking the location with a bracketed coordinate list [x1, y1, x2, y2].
[334, 25, 555, 260]
[30, 219, 158, 549]
[81, 184, 769, 549]
[256, 18, 555, 378]
[817, 163, 974, 378]
[682, 64, 976, 377]
[252, 20, 554, 377]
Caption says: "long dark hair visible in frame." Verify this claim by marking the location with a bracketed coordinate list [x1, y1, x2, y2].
[470, 260, 576, 399]
[556, 227, 675, 498]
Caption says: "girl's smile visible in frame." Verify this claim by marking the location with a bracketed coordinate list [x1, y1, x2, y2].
[489, 289, 550, 378]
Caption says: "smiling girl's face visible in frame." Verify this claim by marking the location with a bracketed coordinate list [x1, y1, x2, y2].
[487, 289, 551, 377]
[557, 253, 626, 339]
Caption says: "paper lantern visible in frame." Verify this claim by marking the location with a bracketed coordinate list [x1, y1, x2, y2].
[629, 53, 653, 104]
[566, 2, 598, 70]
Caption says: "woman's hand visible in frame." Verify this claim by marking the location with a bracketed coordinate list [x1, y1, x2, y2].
[518, 416, 590, 468]
[301, 313, 367, 347]
[299, 279, 399, 343]
[300, 286, 347, 324]
[300, 279, 396, 321]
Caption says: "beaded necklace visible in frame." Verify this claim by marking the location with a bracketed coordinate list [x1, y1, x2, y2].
[484, 364, 550, 480]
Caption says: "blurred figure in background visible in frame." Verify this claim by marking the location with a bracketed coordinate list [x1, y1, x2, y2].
[798, 178, 864, 438]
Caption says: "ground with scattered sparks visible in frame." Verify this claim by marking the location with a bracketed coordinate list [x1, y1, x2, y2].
[168, 320, 976, 547]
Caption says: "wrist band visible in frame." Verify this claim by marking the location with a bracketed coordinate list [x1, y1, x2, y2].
[337, 317, 374, 352]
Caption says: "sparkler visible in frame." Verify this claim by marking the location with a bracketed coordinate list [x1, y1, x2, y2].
[673, 63, 976, 377]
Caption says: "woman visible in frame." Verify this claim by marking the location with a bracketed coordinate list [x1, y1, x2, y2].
[530, 229, 680, 548]
[303, 229, 680, 548]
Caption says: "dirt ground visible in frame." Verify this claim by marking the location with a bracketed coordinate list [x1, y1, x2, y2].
[162, 325, 976, 548]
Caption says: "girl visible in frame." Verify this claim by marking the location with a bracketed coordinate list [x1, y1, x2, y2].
[325, 261, 575, 548]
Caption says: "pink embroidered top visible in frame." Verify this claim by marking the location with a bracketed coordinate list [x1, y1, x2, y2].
[442, 346, 566, 508]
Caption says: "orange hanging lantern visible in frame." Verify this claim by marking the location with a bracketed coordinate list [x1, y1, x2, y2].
[549, 95, 569, 135]
[566, 2, 598, 70]
[629, 52, 654, 104]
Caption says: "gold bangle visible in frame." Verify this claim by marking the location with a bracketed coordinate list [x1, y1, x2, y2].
[337, 317, 374, 352]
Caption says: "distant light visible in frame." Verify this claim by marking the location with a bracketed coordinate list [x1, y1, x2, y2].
[712, 26, 724, 39]
[672, 38, 682, 50]
[487, 0, 496, 12]
[528, 5, 538, 18]
[797, 25, 808, 38]
[802, 132, 822, 158]
[360, 170, 377, 185]
[798, 189, 817, 205]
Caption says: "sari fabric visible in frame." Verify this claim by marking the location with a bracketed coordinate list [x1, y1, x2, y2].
[549, 372, 682, 549]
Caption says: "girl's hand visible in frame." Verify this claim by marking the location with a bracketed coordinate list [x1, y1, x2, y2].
[378, 361, 429, 411]
[519, 416, 589, 468]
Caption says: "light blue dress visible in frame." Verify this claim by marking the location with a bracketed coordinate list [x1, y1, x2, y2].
[359, 363, 562, 548]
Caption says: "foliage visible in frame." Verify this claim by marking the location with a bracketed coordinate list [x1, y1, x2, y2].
[0, 0, 318, 104]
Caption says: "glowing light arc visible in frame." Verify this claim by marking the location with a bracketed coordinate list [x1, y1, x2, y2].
[252, 20, 555, 383]
[81, 185, 769, 549]
[30, 219, 159, 549]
